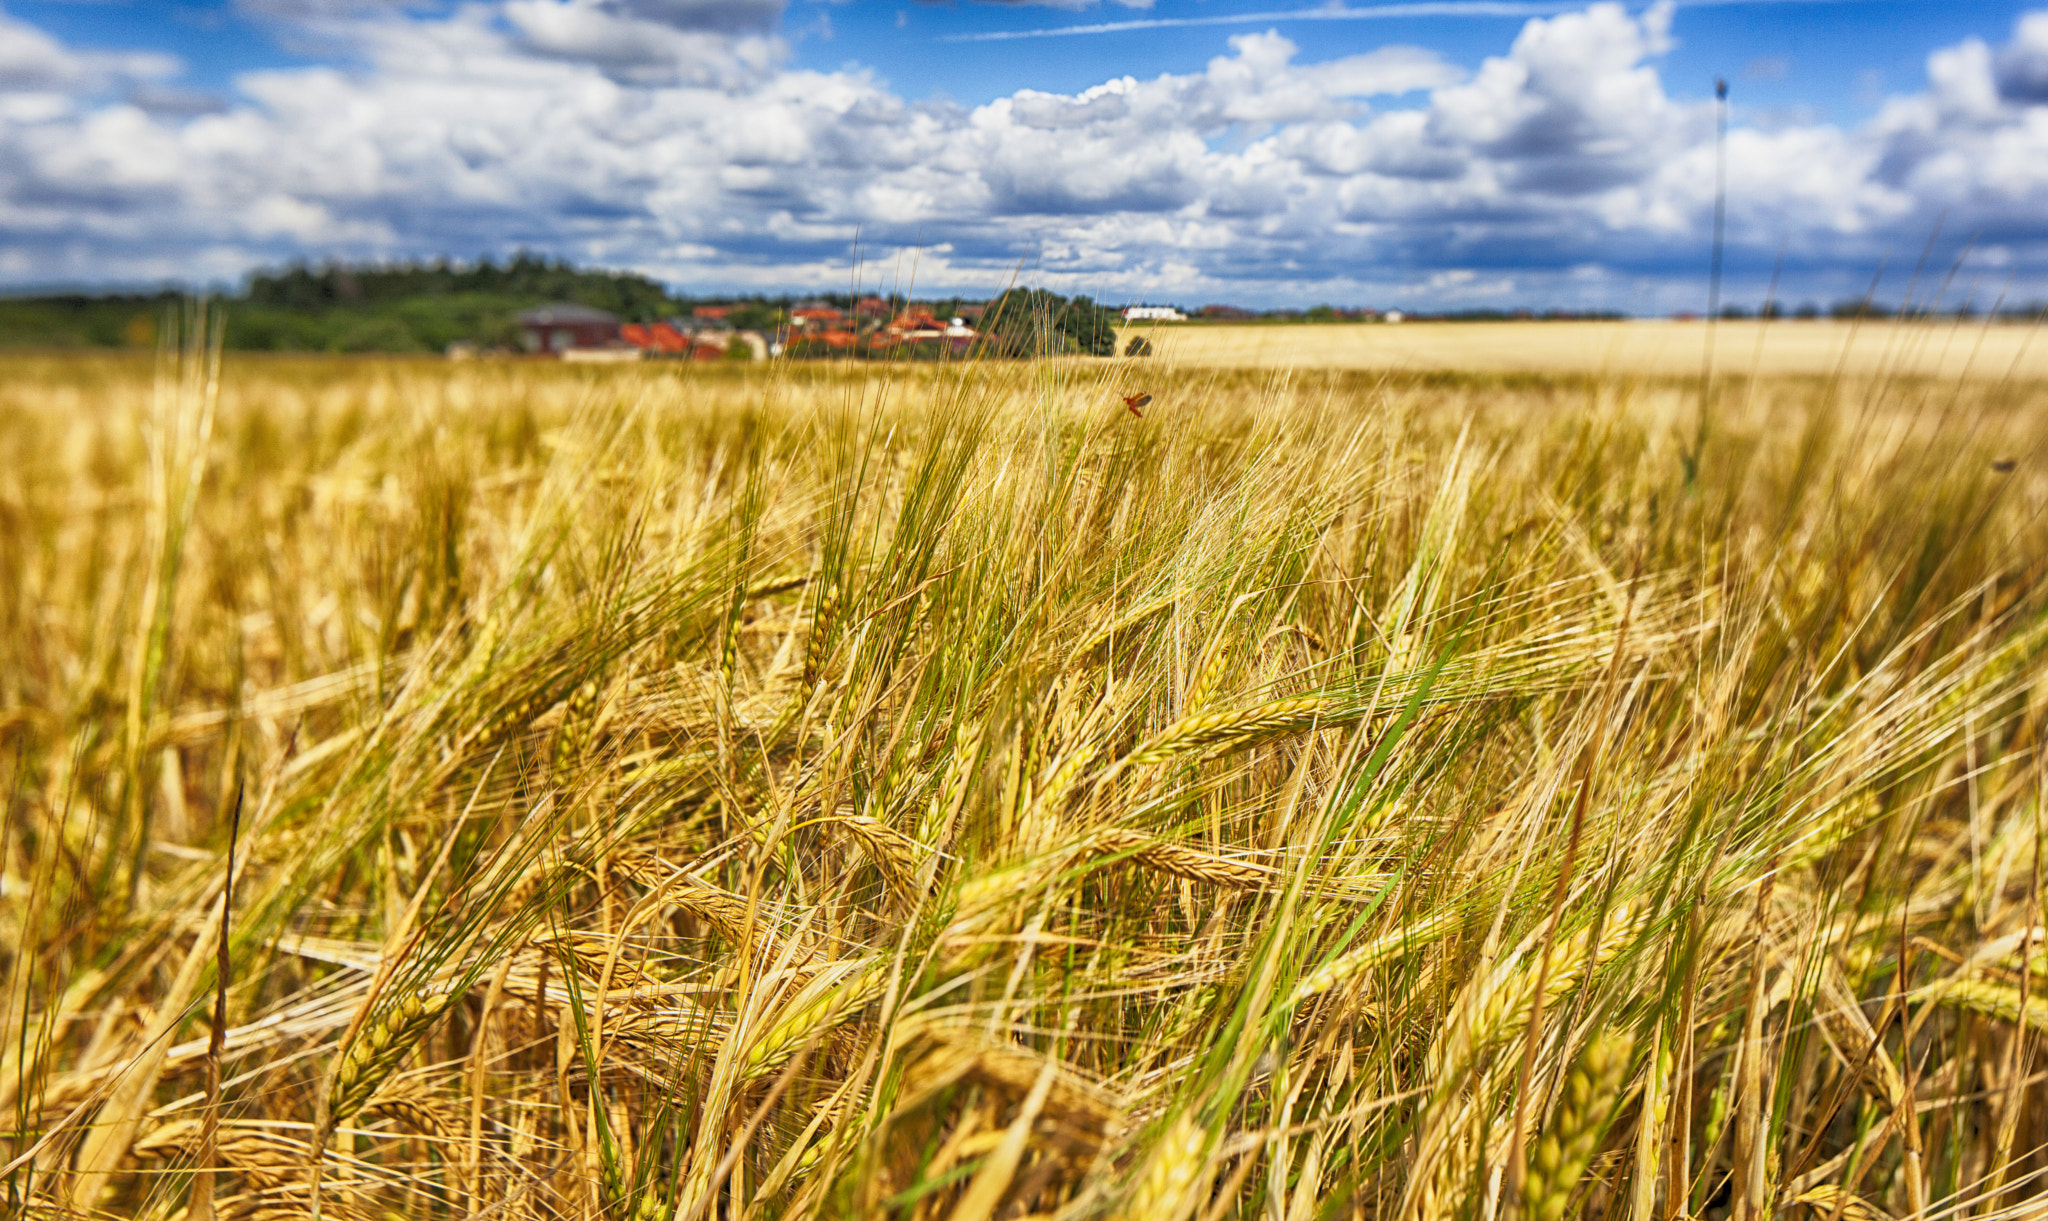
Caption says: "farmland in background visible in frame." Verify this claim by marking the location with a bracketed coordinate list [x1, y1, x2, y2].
[2, 339, 2047, 1221]
[1125, 319, 2048, 381]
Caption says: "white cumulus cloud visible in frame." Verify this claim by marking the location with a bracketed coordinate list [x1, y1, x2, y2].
[0, 0, 2046, 309]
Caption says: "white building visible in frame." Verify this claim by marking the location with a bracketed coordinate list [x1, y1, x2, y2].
[1122, 306, 1187, 322]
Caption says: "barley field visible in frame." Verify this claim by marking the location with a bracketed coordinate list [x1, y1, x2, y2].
[3, 333, 2048, 1221]
[1125, 320, 2048, 382]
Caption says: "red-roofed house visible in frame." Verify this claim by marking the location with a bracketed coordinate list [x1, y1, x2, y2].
[791, 300, 844, 329]
[623, 321, 736, 360]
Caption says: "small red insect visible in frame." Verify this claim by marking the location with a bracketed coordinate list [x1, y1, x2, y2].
[1122, 392, 1152, 418]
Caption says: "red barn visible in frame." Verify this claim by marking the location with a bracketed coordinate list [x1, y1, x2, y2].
[518, 303, 622, 354]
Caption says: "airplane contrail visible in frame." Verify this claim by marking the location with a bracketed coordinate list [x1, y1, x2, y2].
[941, 0, 1865, 43]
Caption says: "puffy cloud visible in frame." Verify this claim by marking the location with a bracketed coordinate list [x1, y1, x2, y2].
[0, 8, 178, 95]
[0, 0, 2046, 308]
[606, 0, 785, 32]
[1424, 1, 1680, 194]
[1996, 11, 2048, 102]
[502, 0, 784, 84]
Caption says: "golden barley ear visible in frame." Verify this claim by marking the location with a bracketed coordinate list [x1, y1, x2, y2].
[803, 584, 839, 687]
[136, 1120, 386, 1221]
[1076, 591, 1178, 658]
[829, 812, 930, 896]
[1127, 695, 1330, 767]
[1082, 827, 1275, 889]
[328, 988, 456, 1123]
[1793, 1184, 1894, 1221]
[1113, 1113, 1208, 1221]
[1522, 1030, 1635, 1221]
[362, 1077, 461, 1139]
[551, 676, 603, 772]
[471, 683, 558, 752]
[897, 1023, 1124, 1155]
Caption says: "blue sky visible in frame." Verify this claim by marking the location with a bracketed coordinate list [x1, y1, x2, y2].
[14, 1, 2031, 121]
[1, 0, 2046, 310]
[824, 2, 2026, 121]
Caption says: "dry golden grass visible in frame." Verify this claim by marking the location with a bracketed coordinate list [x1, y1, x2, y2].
[2, 337, 2047, 1221]
[1123, 318, 2048, 380]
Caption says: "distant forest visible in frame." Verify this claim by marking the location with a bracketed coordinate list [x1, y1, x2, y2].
[0, 255, 1129, 355]
[0, 255, 1132, 356]
[0, 255, 737, 353]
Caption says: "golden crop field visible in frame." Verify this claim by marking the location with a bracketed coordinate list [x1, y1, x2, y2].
[3, 339, 2048, 1221]
[1123, 319, 2048, 381]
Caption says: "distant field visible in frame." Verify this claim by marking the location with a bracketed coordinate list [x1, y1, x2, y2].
[1123, 318, 2048, 380]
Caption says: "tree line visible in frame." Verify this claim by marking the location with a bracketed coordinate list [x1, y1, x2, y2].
[0, 257, 1126, 356]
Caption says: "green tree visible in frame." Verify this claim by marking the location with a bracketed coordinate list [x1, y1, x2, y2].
[977, 289, 1121, 357]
